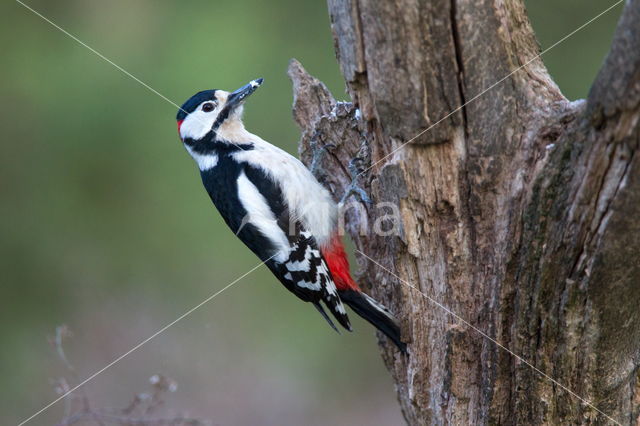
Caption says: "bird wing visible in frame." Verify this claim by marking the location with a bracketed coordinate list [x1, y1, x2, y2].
[237, 163, 351, 331]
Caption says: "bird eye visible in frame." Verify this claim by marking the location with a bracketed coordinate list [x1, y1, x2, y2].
[202, 102, 215, 112]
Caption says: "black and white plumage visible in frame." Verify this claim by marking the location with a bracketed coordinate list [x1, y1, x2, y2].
[176, 79, 405, 351]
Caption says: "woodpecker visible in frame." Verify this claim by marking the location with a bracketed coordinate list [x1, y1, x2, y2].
[176, 78, 405, 352]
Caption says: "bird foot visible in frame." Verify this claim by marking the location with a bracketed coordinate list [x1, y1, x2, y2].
[309, 137, 336, 178]
[308, 136, 371, 205]
[339, 157, 372, 205]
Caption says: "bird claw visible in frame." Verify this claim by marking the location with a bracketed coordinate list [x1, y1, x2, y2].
[340, 184, 373, 205]
[339, 157, 372, 205]
[309, 138, 336, 178]
[309, 138, 371, 205]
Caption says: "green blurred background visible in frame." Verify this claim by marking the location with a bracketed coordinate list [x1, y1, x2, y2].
[0, 1, 622, 424]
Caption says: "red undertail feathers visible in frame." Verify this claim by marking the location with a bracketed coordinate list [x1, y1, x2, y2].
[321, 233, 359, 291]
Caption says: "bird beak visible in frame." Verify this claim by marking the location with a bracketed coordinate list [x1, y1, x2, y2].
[226, 78, 263, 110]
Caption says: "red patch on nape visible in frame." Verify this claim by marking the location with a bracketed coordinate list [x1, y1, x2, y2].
[321, 233, 360, 291]
[177, 120, 184, 136]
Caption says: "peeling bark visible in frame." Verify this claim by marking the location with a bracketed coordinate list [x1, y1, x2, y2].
[289, 0, 640, 424]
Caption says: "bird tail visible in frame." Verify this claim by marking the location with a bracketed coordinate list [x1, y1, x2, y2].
[313, 302, 340, 333]
[338, 290, 406, 353]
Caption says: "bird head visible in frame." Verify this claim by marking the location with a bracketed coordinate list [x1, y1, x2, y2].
[176, 78, 263, 142]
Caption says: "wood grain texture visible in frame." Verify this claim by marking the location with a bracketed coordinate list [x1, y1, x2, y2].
[291, 0, 640, 423]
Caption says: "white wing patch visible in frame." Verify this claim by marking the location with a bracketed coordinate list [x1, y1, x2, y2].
[232, 135, 338, 247]
[237, 171, 290, 262]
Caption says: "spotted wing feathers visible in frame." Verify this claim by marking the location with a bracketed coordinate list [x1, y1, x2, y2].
[275, 231, 351, 331]
[237, 165, 351, 332]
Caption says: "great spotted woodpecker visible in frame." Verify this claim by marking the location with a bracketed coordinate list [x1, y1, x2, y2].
[176, 79, 405, 352]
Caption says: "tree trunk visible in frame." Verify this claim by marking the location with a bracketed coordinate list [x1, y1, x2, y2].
[288, 0, 640, 424]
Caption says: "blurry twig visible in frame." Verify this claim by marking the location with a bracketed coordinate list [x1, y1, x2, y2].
[48, 326, 213, 426]
[49, 325, 94, 422]
[56, 411, 209, 426]
[51, 325, 74, 371]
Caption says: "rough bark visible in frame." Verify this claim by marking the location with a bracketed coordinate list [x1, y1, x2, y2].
[289, 0, 640, 424]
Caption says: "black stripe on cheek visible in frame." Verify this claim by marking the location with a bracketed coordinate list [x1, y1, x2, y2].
[212, 106, 232, 130]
